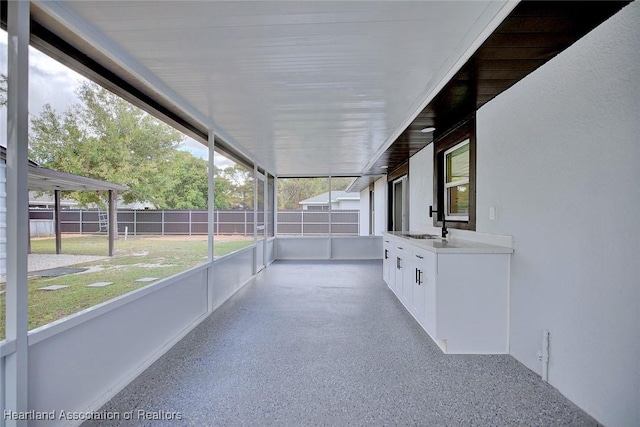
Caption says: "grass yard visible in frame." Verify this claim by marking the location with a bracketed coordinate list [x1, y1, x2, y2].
[0, 234, 254, 339]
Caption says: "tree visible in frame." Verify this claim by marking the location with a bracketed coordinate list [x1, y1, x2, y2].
[219, 164, 254, 210]
[213, 166, 233, 210]
[29, 81, 184, 207]
[159, 151, 208, 209]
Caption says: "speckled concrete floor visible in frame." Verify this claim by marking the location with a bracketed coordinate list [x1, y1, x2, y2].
[85, 260, 597, 426]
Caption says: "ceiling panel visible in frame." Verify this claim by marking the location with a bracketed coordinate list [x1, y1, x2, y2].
[39, 1, 513, 176]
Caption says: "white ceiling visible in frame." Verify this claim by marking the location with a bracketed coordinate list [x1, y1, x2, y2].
[38, 1, 514, 176]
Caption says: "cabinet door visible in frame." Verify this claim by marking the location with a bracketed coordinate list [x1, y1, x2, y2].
[411, 251, 426, 324]
[394, 254, 403, 298]
[414, 248, 437, 336]
[383, 240, 392, 286]
[402, 253, 414, 306]
[394, 243, 410, 304]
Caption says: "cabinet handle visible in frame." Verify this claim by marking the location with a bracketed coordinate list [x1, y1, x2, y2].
[419, 270, 424, 285]
[415, 254, 424, 259]
[384, 240, 390, 243]
[415, 268, 418, 284]
[384, 249, 388, 260]
[397, 246, 403, 250]
[396, 257, 401, 269]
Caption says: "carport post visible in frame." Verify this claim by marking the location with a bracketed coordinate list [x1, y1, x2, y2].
[108, 189, 117, 256]
[54, 189, 62, 254]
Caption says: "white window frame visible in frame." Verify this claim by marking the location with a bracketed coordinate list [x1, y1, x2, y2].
[444, 139, 470, 221]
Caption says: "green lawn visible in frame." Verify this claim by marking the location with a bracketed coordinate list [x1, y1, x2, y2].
[0, 235, 253, 339]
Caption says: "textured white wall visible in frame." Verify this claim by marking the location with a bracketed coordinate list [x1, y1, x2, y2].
[409, 144, 434, 231]
[476, 3, 639, 426]
[373, 177, 387, 236]
[359, 188, 370, 236]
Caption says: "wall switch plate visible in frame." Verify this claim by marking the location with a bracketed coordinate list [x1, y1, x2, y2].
[489, 206, 496, 220]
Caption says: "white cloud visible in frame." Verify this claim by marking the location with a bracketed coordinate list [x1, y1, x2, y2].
[0, 31, 85, 116]
[28, 47, 87, 115]
[179, 137, 208, 159]
[178, 137, 238, 170]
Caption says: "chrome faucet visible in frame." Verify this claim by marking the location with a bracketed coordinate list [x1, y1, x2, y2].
[429, 206, 449, 239]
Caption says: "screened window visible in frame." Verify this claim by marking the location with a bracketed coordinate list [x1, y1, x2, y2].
[433, 118, 475, 231]
[277, 178, 329, 236]
[444, 140, 470, 221]
[213, 151, 254, 253]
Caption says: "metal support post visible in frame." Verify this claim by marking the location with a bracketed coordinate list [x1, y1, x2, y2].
[253, 164, 258, 275]
[328, 176, 332, 259]
[54, 190, 61, 254]
[207, 132, 215, 312]
[108, 190, 117, 256]
[5, 2, 30, 424]
[273, 177, 278, 237]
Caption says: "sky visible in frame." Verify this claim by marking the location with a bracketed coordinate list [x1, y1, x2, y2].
[0, 30, 225, 165]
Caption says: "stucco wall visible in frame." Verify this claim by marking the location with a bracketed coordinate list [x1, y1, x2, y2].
[359, 188, 370, 236]
[409, 143, 434, 231]
[475, 3, 639, 426]
[373, 178, 387, 236]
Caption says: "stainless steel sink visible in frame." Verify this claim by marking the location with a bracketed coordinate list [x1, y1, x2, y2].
[401, 233, 439, 240]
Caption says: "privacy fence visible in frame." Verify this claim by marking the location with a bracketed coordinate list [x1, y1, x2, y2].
[29, 209, 359, 236]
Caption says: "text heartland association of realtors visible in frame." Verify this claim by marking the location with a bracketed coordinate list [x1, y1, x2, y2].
[3, 409, 183, 421]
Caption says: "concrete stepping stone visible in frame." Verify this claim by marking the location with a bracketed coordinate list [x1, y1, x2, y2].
[30, 267, 89, 277]
[86, 281, 114, 288]
[38, 285, 69, 291]
[135, 277, 159, 282]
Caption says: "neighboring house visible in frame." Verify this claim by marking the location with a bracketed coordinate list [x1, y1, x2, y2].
[299, 191, 360, 211]
[27, 192, 153, 239]
[28, 192, 155, 210]
[29, 192, 80, 209]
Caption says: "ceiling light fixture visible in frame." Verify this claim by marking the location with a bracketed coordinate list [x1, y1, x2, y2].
[421, 127, 436, 133]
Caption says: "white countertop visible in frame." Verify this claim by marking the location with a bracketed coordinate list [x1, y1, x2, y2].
[384, 231, 514, 254]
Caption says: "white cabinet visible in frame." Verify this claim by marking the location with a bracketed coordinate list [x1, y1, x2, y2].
[394, 243, 412, 305]
[410, 247, 436, 335]
[382, 233, 511, 354]
[382, 238, 393, 286]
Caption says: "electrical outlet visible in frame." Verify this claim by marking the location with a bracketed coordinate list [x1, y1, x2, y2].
[537, 350, 543, 361]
